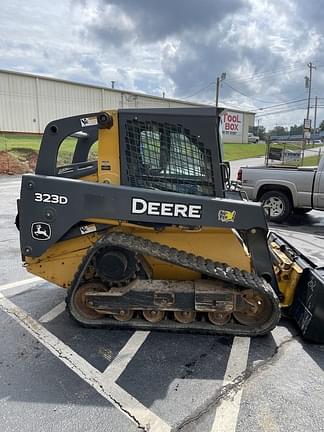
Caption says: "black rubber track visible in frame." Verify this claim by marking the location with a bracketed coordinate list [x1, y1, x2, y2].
[66, 231, 281, 336]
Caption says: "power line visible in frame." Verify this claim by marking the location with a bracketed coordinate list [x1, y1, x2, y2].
[255, 106, 307, 117]
[180, 62, 324, 109]
[226, 63, 306, 84]
[257, 98, 308, 110]
[227, 62, 324, 85]
[256, 102, 324, 118]
[181, 81, 215, 99]
[223, 81, 285, 104]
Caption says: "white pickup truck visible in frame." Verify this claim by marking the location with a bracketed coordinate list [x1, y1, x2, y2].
[237, 154, 324, 222]
[248, 133, 259, 143]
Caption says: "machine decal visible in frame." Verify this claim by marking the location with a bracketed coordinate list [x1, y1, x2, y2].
[80, 116, 98, 127]
[34, 192, 68, 205]
[101, 161, 111, 171]
[31, 222, 51, 240]
[307, 278, 317, 290]
[218, 210, 236, 223]
[80, 224, 97, 235]
[131, 198, 202, 219]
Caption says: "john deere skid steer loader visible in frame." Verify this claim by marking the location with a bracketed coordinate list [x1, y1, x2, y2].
[16, 108, 324, 342]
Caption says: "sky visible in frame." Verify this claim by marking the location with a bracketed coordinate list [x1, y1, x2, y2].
[1, 0, 324, 130]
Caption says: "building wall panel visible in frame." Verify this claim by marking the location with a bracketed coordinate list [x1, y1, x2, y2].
[0, 72, 39, 132]
[0, 70, 254, 144]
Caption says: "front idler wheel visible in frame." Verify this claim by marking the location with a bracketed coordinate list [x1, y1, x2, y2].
[69, 281, 107, 321]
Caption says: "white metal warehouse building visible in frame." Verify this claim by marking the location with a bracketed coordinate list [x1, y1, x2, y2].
[0, 69, 255, 143]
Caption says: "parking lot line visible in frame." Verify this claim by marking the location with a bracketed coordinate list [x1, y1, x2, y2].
[0, 181, 21, 187]
[39, 301, 66, 323]
[0, 293, 171, 432]
[2, 184, 20, 188]
[0, 277, 40, 292]
[271, 326, 293, 346]
[102, 330, 150, 382]
[211, 336, 251, 432]
[104, 383, 171, 432]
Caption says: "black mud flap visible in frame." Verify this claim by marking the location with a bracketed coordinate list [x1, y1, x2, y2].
[291, 268, 324, 344]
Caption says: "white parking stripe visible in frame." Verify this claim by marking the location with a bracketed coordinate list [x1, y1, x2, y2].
[0, 277, 41, 292]
[0, 181, 21, 187]
[211, 337, 251, 432]
[0, 293, 171, 432]
[39, 301, 66, 323]
[102, 331, 150, 381]
[103, 383, 171, 431]
[271, 326, 293, 346]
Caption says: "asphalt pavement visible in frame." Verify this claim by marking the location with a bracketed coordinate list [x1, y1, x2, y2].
[1, 175, 324, 432]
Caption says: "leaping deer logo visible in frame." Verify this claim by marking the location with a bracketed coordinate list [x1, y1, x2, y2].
[31, 223, 51, 240]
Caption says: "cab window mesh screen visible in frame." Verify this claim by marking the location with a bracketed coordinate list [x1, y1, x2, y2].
[125, 119, 215, 196]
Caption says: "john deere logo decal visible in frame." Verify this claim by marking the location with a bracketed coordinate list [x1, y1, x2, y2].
[31, 222, 51, 240]
[218, 210, 236, 223]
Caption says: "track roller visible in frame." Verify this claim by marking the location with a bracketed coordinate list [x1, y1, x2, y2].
[113, 310, 134, 321]
[174, 310, 196, 323]
[208, 311, 231, 325]
[143, 310, 165, 323]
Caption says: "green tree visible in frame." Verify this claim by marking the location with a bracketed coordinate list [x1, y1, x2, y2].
[319, 120, 324, 131]
[257, 125, 266, 140]
[269, 126, 288, 136]
[248, 125, 265, 139]
[289, 124, 303, 135]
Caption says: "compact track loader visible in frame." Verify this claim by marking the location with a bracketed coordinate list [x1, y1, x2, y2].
[16, 108, 324, 342]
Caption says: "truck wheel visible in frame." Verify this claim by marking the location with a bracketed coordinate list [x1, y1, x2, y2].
[260, 191, 292, 223]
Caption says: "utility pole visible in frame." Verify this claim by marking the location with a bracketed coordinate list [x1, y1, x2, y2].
[216, 72, 226, 109]
[303, 62, 316, 156]
[216, 77, 220, 109]
[314, 95, 318, 139]
[306, 62, 316, 119]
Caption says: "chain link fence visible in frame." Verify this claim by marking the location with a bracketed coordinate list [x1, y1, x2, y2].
[265, 140, 323, 167]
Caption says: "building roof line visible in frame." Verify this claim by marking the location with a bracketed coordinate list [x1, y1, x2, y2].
[0, 68, 255, 114]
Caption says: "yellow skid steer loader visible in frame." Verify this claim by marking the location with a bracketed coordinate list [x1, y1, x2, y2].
[16, 108, 324, 342]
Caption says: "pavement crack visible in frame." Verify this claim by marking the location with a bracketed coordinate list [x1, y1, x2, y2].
[180, 338, 230, 379]
[98, 386, 147, 431]
[172, 334, 297, 431]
